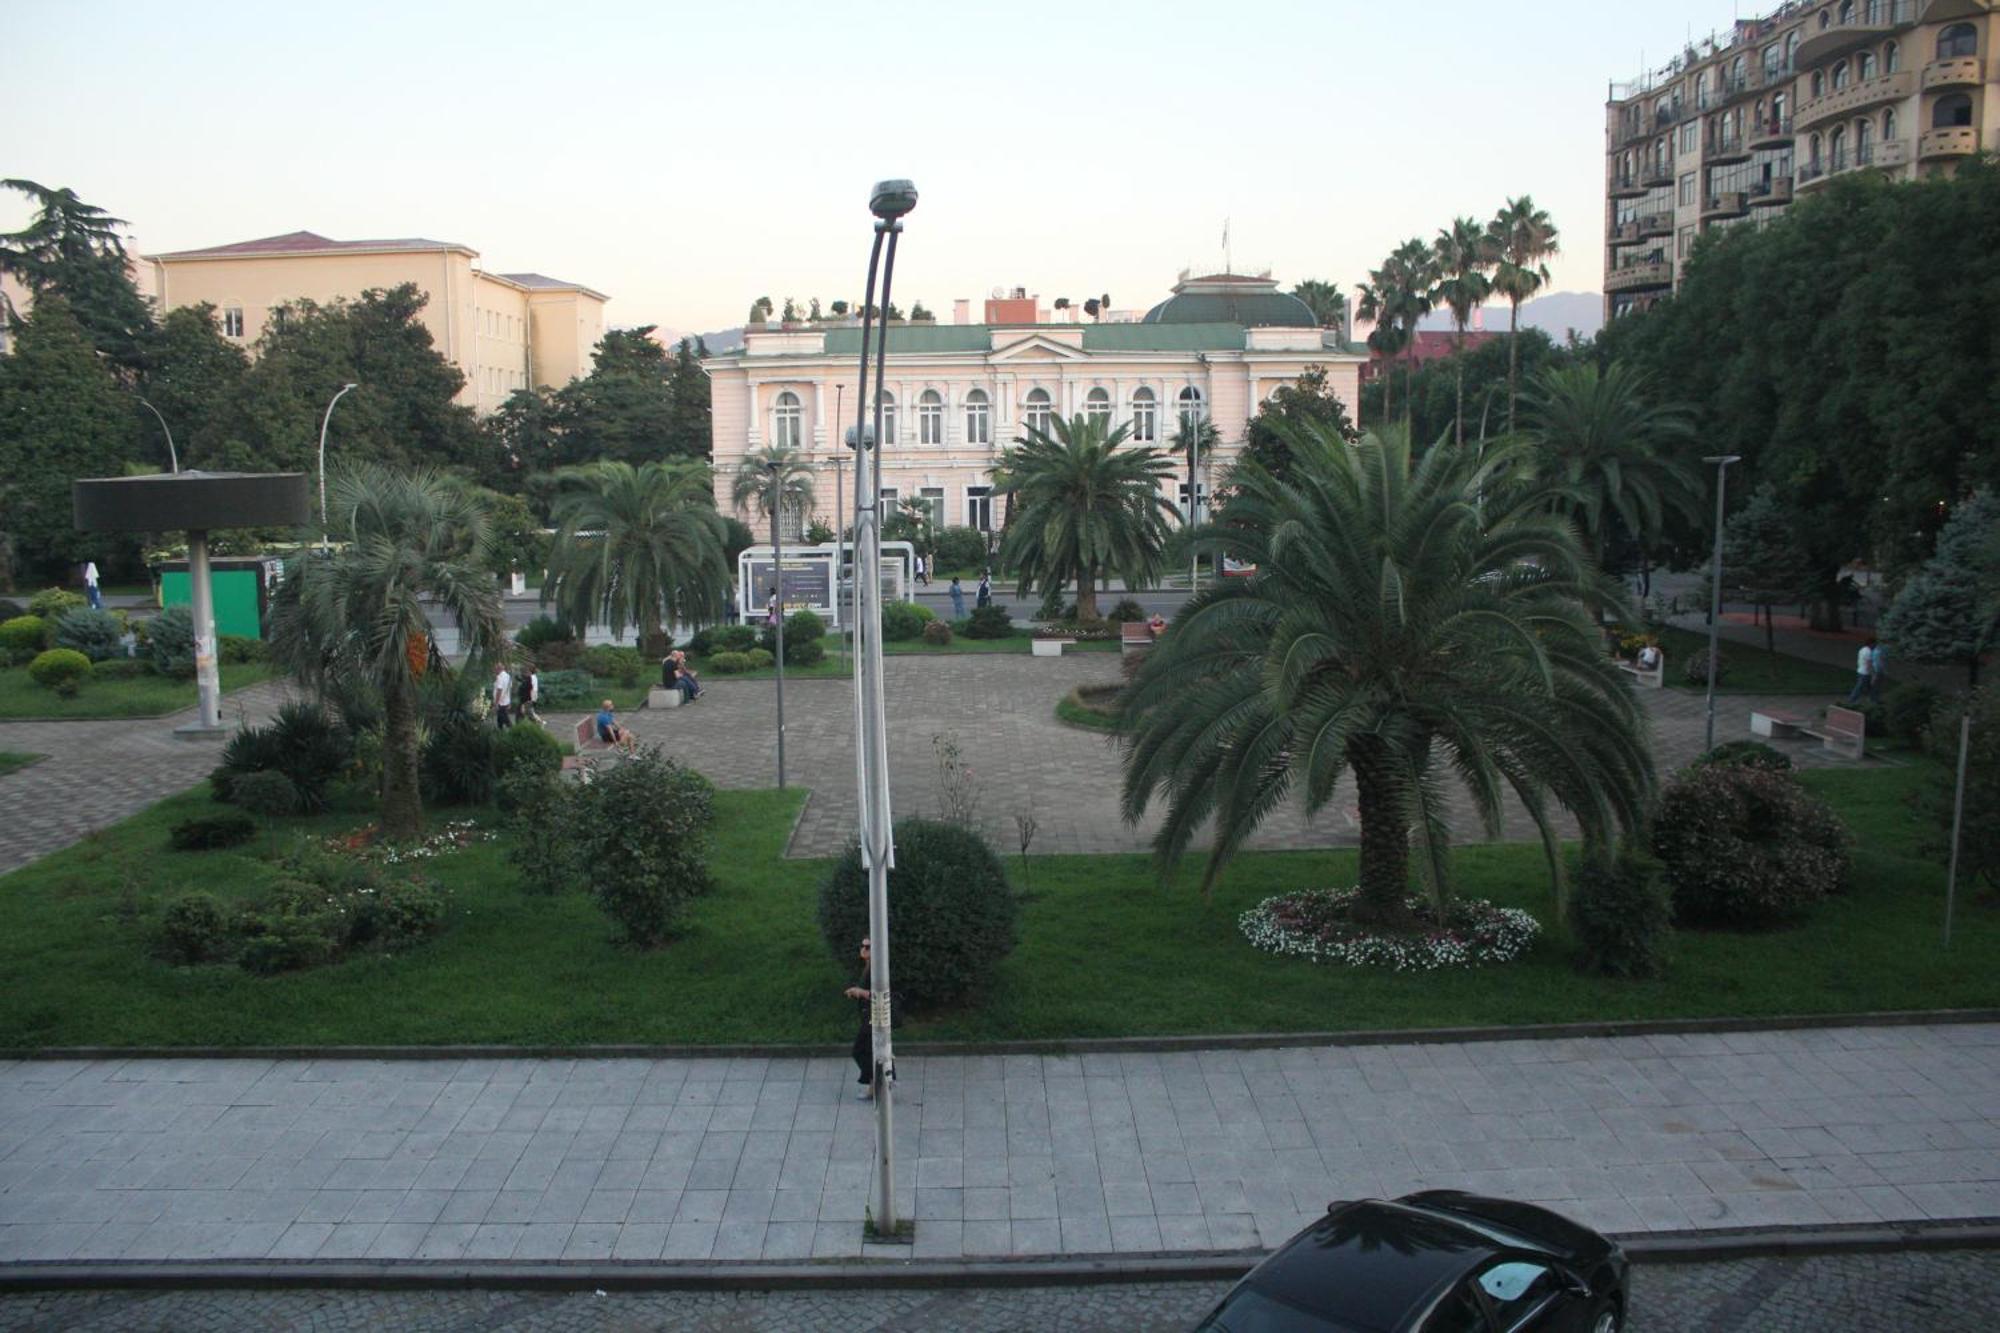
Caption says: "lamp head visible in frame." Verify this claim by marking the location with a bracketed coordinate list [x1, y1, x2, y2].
[869, 179, 918, 220]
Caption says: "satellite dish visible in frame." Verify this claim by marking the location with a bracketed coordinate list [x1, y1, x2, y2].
[990, 286, 1006, 299]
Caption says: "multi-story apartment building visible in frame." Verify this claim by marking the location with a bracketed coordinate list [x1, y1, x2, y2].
[703, 271, 1362, 540]
[1604, 0, 1997, 320]
[145, 231, 608, 414]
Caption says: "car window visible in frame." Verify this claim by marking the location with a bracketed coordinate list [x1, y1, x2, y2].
[1421, 1282, 1491, 1332]
[1475, 1261, 1557, 1329]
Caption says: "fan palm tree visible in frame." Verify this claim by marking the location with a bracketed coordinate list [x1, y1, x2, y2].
[1520, 363, 1701, 574]
[1432, 217, 1496, 447]
[544, 458, 731, 645]
[1120, 423, 1652, 924]
[990, 412, 1179, 620]
[1290, 278, 1347, 338]
[1354, 278, 1400, 426]
[731, 443, 817, 544]
[1356, 241, 1435, 429]
[1487, 197, 1561, 434]
[267, 466, 507, 840]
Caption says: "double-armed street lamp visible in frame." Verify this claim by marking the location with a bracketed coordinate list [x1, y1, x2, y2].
[850, 176, 917, 1238]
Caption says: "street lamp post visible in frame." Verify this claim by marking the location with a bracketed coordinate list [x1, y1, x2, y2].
[317, 382, 360, 546]
[1702, 454, 1742, 751]
[135, 398, 179, 474]
[765, 461, 788, 789]
[851, 176, 917, 1240]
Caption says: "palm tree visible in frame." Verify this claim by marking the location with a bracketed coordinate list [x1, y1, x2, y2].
[1520, 363, 1702, 577]
[1354, 278, 1399, 426]
[544, 458, 731, 645]
[730, 443, 816, 543]
[1357, 241, 1436, 429]
[267, 466, 507, 840]
[1120, 423, 1652, 924]
[990, 413, 1179, 620]
[1290, 278, 1347, 338]
[1432, 217, 1495, 447]
[1487, 197, 1561, 435]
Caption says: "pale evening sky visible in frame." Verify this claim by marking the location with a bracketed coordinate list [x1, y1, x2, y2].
[4, 0, 1748, 336]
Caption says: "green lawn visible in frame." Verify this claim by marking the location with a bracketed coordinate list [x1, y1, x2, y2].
[0, 759, 1989, 1050]
[0, 662, 278, 720]
[1657, 625, 1857, 695]
[0, 751, 42, 776]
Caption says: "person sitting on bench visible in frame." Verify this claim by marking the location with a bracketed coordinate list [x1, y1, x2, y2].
[594, 700, 637, 756]
[1147, 612, 1168, 639]
[1635, 640, 1662, 672]
[668, 650, 702, 703]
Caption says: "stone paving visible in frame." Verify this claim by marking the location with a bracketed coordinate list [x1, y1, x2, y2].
[2, 1023, 1995, 1267]
[597, 653, 1883, 858]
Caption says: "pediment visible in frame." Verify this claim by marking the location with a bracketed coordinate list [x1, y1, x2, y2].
[990, 334, 1089, 362]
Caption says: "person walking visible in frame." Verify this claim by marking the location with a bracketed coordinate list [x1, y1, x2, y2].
[975, 570, 992, 609]
[492, 663, 513, 729]
[766, 584, 780, 628]
[844, 937, 877, 1101]
[83, 560, 102, 610]
[1845, 638, 1882, 706]
[913, 552, 927, 588]
[948, 576, 966, 620]
[518, 666, 541, 725]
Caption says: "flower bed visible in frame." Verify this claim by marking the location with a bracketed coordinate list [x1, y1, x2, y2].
[323, 818, 495, 866]
[1239, 886, 1541, 971]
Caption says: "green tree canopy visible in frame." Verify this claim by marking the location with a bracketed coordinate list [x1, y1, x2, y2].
[1431, 216, 1495, 445]
[1289, 279, 1347, 336]
[1881, 490, 2000, 685]
[0, 179, 154, 374]
[1234, 365, 1360, 486]
[1719, 485, 1815, 654]
[137, 304, 250, 474]
[544, 459, 730, 643]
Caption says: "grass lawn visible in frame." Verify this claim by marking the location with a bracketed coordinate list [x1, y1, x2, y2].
[1657, 626, 1856, 695]
[1055, 684, 1123, 732]
[0, 751, 42, 776]
[0, 662, 277, 720]
[1, 757, 1990, 1050]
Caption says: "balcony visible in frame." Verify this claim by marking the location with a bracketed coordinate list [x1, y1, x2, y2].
[1706, 131, 1752, 163]
[1922, 57, 1985, 90]
[1749, 114, 1796, 148]
[1636, 211, 1674, 238]
[1609, 170, 1647, 199]
[1796, 68, 1915, 129]
[1749, 175, 1795, 206]
[1919, 125, 1980, 160]
[1640, 160, 1676, 188]
[1605, 256, 1674, 294]
[1701, 191, 1751, 220]
[1797, 138, 1911, 190]
[1795, 0, 1916, 68]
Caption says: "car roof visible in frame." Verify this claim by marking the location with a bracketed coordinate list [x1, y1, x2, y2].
[1241, 1200, 1499, 1332]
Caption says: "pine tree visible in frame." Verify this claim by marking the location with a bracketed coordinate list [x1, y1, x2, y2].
[1882, 491, 2000, 685]
[1719, 485, 1814, 654]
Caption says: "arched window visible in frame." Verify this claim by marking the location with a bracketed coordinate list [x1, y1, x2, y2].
[1763, 44, 1782, 75]
[918, 388, 943, 445]
[1933, 92, 1973, 129]
[1811, 70, 1825, 98]
[1773, 91, 1788, 125]
[1858, 51, 1876, 80]
[1786, 33, 1800, 69]
[1731, 56, 1747, 87]
[1855, 117, 1873, 161]
[1832, 60, 1850, 90]
[1809, 131, 1824, 167]
[1938, 23, 1977, 59]
[1084, 387, 1111, 429]
[875, 389, 897, 444]
[1697, 71, 1711, 107]
[1865, 0, 1883, 22]
[1838, 0, 1854, 23]
[1177, 385, 1205, 434]
[1884, 40, 1899, 72]
[773, 390, 802, 449]
[964, 389, 990, 446]
[1024, 388, 1053, 436]
[1130, 387, 1157, 442]
[1882, 107, 1897, 140]
[1830, 125, 1848, 168]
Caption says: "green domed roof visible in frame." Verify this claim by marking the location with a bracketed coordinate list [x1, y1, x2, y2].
[1143, 274, 1319, 328]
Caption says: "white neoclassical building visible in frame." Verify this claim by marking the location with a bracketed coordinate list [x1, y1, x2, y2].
[703, 273, 1364, 539]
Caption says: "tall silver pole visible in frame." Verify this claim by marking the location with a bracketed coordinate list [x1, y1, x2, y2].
[1701, 454, 1740, 752]
[136, 398, 179, 474]
[186, 529, 221, 732]
[318, 382, 359, 550]
[1944, 710, 1971, 948]
[769, 472, 787, 789]
[834, 384, 847, 673]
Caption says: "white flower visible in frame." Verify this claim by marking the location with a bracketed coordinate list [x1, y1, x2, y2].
[1238, 886, 1540, 971]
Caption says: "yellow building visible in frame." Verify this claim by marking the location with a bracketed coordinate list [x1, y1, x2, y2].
[1604, 0, 1998, 321]
[145, 231, 608, 413]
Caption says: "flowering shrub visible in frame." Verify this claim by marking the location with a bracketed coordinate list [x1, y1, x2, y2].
[1238, 887, 1541, 970]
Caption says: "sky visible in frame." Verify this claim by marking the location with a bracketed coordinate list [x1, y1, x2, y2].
[3, 0, 1750, 335]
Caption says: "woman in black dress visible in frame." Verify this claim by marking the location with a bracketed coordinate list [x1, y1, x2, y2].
[844, 938, 874, 1100]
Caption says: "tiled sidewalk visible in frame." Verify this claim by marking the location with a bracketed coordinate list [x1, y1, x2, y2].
[3, 1023, 1995, 1266]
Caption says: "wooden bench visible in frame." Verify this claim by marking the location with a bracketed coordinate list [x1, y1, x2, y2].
[1120, 622, 1154, 655]
[573, 716, 611, 754]
[1617, 652, 1665, 689]
[1799, 705, 1866, 761]
[1749, 708, 1807, 739]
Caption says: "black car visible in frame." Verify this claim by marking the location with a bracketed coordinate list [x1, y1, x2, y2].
[1193, 1191, 1627, 1333]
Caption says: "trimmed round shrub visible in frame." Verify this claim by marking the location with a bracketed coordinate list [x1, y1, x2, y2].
[148, 607, 197, 679]
[683, 627, 718, 657]
[745, 647, 775, 669]
[28, 587, 85, 620]
[1651, 765, 1851, 928]
[218, 634, 268, 664]
[169, 811, 258, 852]
[233, 769, 303, 818]
[709, 624, 759, 654]
[349, 879, 447, 948]
[567, 752, 715, 946]
[54, 607, 125, 662]
[1884, 682, 1941, 746]
[1681, 647, 1724, 687]
[516, 615, 573, 651]
[965, 604, 1012, 639]
[782, 609, 827, 667]
[922, 619, 953, 647]
[1690, 740, 1792, 772]
[1571, 842, 1673, 979]
[28, 648, 92, 696]
[817, 818, 1018, 1012]
[881, 601, 927, 641]
[0, 614, 49, 664]
[933, 526, 988, 573]
[158, 893, 232, 965]
[494, 722, 563, 784]
[1105, 598, 1149, 624]
[583, 644, 643, 682]
[709, 651, 754, 674]
[534, 667, 595, 707]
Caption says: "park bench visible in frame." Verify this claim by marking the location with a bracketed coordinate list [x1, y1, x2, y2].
[1120, 622, 1154, 655]
[647, 684, 683, 709]
[1617, 651, 1665, 689]
[1749, 708, 1807, 739]
[1031, 636, 1074, 658]
[1799, 704, 1867, 761]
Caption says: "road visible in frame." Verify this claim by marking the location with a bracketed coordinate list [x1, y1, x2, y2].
[3, 1249, 1996, 1330]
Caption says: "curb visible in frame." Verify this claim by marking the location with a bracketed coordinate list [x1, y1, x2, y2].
[8, 1008, 1998, 1063]
[3, 1221, 1996, 1292]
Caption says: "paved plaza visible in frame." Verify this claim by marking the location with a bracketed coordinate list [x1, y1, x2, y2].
[1, 1023, 1995, 1267]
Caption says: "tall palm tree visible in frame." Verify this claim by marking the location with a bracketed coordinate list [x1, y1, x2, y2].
[544, 458, 731, 644]
[1358, 240, 1436, 429]
[730, 443, 816, 544]
[990, 413, 1179, 620]
[1520, 363, 1702, 575]
[1354, 277, 1401, 427]
[1432, 217, 1495, 447]
[1120, 423, 1652, 924]
[267, 466, 507, 840]
[1487, 197, 1560, 435]
[1290, 278, 1347, 338]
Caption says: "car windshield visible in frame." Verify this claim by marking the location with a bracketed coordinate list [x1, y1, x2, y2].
[1195, 1284, 1368, 1333]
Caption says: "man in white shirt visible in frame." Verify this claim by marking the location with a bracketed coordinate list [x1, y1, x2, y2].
[493, 664, 513, 729]
[1844, 638, 1881, 706]
[83, 560, 101, 609]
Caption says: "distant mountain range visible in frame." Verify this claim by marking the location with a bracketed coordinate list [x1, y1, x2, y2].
[1417, 291, 1602, 341]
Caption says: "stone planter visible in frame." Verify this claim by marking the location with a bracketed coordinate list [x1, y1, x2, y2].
[1031, 638, 1073, 657]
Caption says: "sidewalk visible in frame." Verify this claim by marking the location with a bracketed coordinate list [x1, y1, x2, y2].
[3, 1022, 1995, 1268]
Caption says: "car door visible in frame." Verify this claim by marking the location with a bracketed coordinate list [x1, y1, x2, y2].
[1466, 1257, 1584, 1332]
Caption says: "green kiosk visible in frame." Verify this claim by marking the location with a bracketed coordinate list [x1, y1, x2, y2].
[158, 555, 287, 640]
